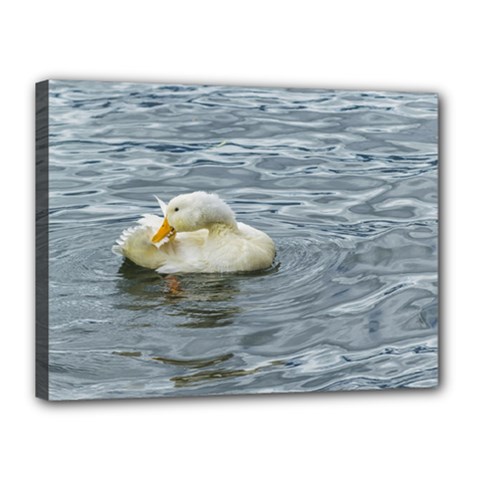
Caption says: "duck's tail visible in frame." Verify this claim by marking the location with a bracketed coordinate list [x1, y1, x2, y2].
[112, 214, 169, 269]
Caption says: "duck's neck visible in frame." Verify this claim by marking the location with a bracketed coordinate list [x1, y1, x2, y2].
[207, 221, 239, 237]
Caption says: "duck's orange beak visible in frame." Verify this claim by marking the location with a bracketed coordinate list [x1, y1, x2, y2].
[152, 217, 176, 243]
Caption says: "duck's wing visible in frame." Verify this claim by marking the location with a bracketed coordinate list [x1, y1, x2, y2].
[154, 229, 210, 274]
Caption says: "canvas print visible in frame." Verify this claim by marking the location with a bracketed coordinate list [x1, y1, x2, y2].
[35, 80, 438, 401]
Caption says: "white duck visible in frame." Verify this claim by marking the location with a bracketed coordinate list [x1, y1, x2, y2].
[113, 191, 276, 273]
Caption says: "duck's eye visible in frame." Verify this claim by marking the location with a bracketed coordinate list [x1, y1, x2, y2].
[174, 207, 179, 212]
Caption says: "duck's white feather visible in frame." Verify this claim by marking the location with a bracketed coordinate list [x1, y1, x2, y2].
[154, 195, 167, 216]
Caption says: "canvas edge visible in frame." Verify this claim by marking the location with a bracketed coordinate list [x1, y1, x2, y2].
[35, 80, 49, 400]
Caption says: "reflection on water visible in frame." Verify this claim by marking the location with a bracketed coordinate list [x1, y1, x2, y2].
[152, 353, 234, 368]
[47, 81, 438, 400]
[171, 366, 261, 388]
[116, 259, 243, 327]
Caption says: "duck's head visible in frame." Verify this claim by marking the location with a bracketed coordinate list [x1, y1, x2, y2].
[152, 191, 237, 243]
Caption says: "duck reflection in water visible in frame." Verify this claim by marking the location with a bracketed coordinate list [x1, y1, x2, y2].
[115, 259, 242, 328]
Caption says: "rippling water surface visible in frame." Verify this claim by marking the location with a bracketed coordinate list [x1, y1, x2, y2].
[48, 80, 438, 400]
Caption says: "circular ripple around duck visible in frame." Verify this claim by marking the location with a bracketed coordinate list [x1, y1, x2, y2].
[239, 236, 350, 321]
[50, 225, 120, 285]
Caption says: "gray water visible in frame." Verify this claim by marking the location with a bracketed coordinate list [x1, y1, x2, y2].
[48, 80, 438, 400]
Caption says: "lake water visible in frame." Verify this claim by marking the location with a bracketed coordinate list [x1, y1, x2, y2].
[47, 80, 438, 400]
